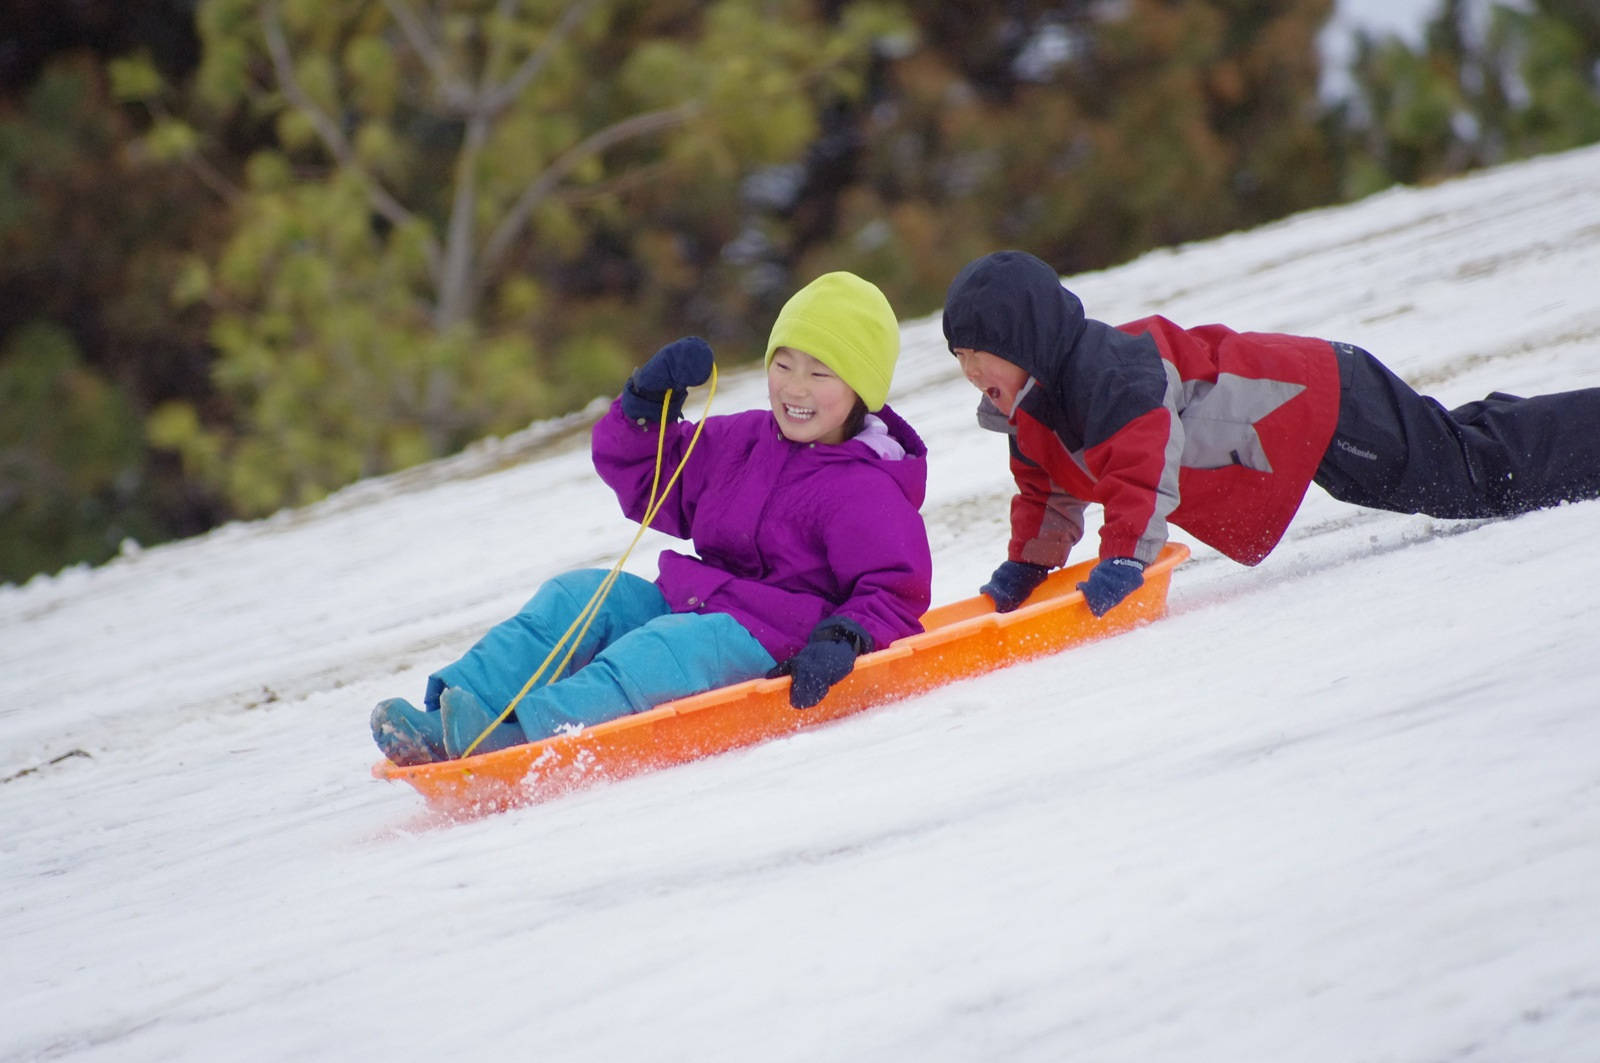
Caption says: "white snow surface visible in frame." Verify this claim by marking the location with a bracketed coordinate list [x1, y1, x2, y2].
[5, 144, 1600, 1062]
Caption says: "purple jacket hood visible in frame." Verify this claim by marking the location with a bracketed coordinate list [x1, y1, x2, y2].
[592, 399, 932, 661]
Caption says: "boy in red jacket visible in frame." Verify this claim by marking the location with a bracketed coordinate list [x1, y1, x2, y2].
[943, 250, 1600, 618]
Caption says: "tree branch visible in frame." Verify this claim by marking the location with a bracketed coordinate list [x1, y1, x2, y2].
[482, 0, 607, 115]
[382, 0, 476, 111]
[478, 0, 519, 98]
[434, 111, 493, 331]
[260, 1, 441, 280]
[554, 158, 674, 205]
[478, 100, 702, 280]
[145, 99, 242, 206]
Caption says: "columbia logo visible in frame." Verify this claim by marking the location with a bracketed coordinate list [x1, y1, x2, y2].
[1335, 438, 1378, 461]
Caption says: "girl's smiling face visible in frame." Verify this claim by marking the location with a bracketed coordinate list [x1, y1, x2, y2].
[768, 346, 859, 445]
[952, 347, 1030, 415]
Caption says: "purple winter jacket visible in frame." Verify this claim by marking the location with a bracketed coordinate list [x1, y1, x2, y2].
[592, 398, 933, 662]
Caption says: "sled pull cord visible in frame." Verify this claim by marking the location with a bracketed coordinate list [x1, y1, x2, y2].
[458, 364, 719, 758]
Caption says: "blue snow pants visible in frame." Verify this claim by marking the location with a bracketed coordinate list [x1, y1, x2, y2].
[1313, 342, 1600, 518]
[426, 569, 776, 742]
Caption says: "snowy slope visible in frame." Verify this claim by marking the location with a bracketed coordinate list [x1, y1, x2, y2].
[4, 144, 1600, 1063]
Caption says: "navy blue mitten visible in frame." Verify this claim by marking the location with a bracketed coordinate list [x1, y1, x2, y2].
[1076, 557, 1145, 617]
[621, 337, 715, 422]
[981, 560, 1050, 613]
[767, 617, 873, 710]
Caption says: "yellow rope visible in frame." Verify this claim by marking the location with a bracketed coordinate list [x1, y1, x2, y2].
[458, 365, 719, 757]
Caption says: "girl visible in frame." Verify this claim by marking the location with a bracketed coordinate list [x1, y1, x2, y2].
[372, 272, 932, 764]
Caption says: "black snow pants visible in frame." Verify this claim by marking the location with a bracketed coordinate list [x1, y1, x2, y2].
[1312, 342, 1600, 519]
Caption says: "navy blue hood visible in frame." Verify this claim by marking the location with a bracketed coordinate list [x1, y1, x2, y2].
[941, 250, 1088, 379]
[941, 250, 1170, 446]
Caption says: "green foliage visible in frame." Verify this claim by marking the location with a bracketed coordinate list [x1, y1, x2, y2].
[1487, 4, 1600, 155]
[0, 55, 227, 584]
[152, 0, 898, 519]
[1345, 33, 1467, 193]
[157, 171, 545, 514]
[109, 54, 165, 103]
[804, 0, 1339, 311]
[0, 325, 152, 583]
[1340, 0, 1600, 190]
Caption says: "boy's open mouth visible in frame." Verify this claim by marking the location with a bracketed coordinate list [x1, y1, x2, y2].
[783, 403, 815, 421]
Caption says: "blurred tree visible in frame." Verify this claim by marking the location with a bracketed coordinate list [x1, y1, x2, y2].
[765, 0, 1340, 313]
[137, 0, 902, 515]
[0, 323, 148, 583]
[1339, 0, 1600, 195]
[28, 0, 1587, 585]
[0, 0, 200, 92]
[0, 56, 226, 583]
[1483, 1, 1600, 158]
[1341, 21, 1473, 194]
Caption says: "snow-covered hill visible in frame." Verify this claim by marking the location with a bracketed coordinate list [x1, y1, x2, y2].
[5, 144, 1600, 1062]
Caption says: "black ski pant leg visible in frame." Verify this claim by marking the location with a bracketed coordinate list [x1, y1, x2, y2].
[1313, 342, 1600, 519]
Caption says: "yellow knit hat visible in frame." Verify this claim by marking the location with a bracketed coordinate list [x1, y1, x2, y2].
[764, 272, 900, 412]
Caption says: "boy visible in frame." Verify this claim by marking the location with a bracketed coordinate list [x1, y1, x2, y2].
[943, 250, 1600, 618]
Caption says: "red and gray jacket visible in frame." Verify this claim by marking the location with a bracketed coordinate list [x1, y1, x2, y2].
[943, 250, 1343, 567]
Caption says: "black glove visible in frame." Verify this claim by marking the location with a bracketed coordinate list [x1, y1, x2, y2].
[621, 337, 715, 422]
[766, 617, 873, 710]
[1076, 557, 1145, 617]
[980, 560, 1050, 613]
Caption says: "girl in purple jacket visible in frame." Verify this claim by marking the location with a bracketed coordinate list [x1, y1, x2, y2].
[372, 272, 933, 765]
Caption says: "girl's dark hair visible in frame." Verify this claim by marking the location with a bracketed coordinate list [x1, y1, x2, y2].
[841, 398, 869, 441]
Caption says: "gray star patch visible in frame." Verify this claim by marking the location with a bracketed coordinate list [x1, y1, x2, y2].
[1178, 374, 1307, 472]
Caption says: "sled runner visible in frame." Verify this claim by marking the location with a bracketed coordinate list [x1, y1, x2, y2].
[374, 541, 1189, 816]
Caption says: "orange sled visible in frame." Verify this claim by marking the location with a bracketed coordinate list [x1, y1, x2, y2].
[374, 541, 1189, 816]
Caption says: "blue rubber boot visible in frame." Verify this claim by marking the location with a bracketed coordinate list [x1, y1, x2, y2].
[441, 686, 528, 759]
[370, 698, 447, 766]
